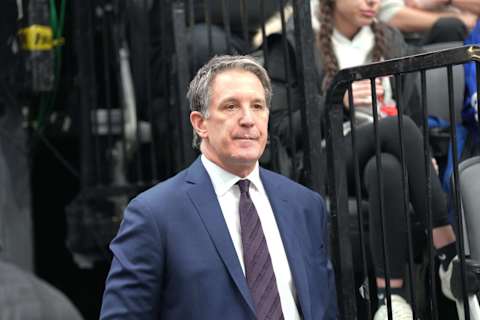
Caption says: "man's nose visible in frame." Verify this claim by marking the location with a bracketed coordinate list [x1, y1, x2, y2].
[239, 106, 255, 125]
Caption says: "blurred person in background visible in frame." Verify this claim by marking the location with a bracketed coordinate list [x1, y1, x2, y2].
[0, 0, 83, 319]
[378, 0, 479, 44]
[314, 0, 479, 318]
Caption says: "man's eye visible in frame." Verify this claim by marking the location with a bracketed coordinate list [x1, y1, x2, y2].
[253, 104, 265, 110]
[226, 104, 236, 110]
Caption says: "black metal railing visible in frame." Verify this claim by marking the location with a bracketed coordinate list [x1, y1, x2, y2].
[325, 45, 480, 320]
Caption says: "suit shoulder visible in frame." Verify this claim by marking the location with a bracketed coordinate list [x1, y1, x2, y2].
[133, 168, 188, 204]
[261, 168, 325, 203]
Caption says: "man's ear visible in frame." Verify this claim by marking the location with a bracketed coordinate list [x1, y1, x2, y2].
[190, 111, 208, 139]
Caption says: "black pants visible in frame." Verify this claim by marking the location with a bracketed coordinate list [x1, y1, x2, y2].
[345, 116, 450, 278]
[421, 16, 468, 45]
[404, 17, 468, 46]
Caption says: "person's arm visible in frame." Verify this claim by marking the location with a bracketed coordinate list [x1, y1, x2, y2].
[100, 198, 164, 320]
[316, 194, 337, 319]
[408, 0, 480, 14]
[388, 6, 477, 32]
[451, 0, 480, 15]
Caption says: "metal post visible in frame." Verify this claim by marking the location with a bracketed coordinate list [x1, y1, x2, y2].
[291, 0, 324, 194]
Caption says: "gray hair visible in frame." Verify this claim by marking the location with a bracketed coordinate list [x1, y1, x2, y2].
[187, 55, 272, 149]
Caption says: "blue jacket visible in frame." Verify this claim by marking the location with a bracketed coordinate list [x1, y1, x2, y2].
[100, 157, 337, 319]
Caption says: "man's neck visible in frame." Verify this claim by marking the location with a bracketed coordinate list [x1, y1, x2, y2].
[200, 145, 257, 178]
[201, 153, 257, 178]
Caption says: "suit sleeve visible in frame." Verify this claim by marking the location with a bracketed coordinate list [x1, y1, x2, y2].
[318, 194, 338, 320]
[100, 198, 164, 320]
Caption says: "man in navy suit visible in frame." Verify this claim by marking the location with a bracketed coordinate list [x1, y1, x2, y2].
[100, 55, 336, 319]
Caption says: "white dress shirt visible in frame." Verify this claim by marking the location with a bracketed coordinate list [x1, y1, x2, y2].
[201, 155, 301, 320]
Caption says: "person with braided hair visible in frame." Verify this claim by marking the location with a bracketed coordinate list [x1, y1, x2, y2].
[316, 0, 480, 319]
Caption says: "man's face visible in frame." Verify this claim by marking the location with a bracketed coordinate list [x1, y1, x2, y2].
[191, 69, 269, 177]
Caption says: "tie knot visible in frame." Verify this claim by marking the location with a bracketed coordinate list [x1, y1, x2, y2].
[236, 179, 251, 194]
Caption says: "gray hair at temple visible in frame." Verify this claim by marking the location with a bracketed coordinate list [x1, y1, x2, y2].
[186, 55, 272, 149]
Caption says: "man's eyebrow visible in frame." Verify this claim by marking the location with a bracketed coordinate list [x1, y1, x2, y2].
[251, 98, 266, 104]
[218, 97, 238, 105]
[216, 94, 267, 106]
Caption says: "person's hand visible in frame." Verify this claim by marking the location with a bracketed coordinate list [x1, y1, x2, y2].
[343, 79, 384, 109]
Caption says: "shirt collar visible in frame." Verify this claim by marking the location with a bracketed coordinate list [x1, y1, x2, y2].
[332, 25, 374, 47]
[201, 155, 262, 196]
[331, 25, 375, 70]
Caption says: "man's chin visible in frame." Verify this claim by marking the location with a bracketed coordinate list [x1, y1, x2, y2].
[231, 155, 259, 164]
[228, 152, 262, 167]
[232, 147, 265, 161]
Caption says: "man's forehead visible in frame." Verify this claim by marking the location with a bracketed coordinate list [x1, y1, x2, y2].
[210, 71, 266, 100]
[211, 69, 264, 92]
[211, 68, 261, 84]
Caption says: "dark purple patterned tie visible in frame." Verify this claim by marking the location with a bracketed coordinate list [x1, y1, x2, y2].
[237, 179, 284, 320]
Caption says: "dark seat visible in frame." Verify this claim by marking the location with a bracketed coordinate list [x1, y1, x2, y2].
[457, 156, 480, 261]
[191, 0, 279, 34]
[422, 42, 465, 123]
[421, 42, 465, 167]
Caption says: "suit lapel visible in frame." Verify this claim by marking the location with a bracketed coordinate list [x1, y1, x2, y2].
[185, 159, 256, 315]
[261, 169, 312, 320]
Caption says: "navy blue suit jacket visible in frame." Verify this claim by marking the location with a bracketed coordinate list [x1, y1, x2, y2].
[100, 158, 337, 319]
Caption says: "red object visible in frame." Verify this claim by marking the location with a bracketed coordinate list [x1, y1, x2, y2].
[381, 104, 398, 116]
